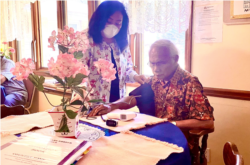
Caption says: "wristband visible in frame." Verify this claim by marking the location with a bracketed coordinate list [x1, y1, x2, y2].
[171, 121, 177, 126]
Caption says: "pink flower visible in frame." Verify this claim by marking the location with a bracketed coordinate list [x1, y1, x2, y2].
[64, 26, 69, 30]
[10, 58, 35, 81]
[9, 48, 15, 53]
[2, 42, 7, 45]
[74, 64, 90, 83]
[51, 30, 56, 36]
[47, 27, 89, 55]
[94, 59, 117, 82]
[48, 35, 56, 51]
[69, 27, 74, 34]
[48, 53, 90, 82]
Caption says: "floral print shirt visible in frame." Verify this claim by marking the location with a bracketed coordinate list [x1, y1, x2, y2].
[80, 38, 138, 103]
[149, 65, 214, 121]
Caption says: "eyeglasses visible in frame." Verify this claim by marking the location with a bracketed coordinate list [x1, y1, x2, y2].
[147, 61, 169, 68]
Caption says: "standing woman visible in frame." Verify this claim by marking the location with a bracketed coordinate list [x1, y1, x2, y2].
[71, 1, 146, 104]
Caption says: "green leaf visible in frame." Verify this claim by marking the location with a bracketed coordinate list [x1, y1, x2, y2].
[37, 84, 44, 91]
[28, 74, 45, 91]
[73, 51, 83, 59]
[70, 100, 83, 105]
[65, 110, 78, 119]
[55, 124, 69, 132]
[28, 74, 39, 87]
[88, 99, 104, 103]
[81, 105, 88, 112]
[55, 114, 70, 132]
[39, 76, 45, 84]
[35, 76, 45, 91]
[66, 76, 74, 86]
[71, 87, 84, 99]
[71, 73, 88, 86]
[58, 45, 69, 54]
[53, 76, 65, 87]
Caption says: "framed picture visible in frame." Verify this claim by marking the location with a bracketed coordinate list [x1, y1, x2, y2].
[230, 0, 250, 19]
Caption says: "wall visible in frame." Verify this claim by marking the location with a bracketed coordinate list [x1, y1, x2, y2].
[192, 2, 250, 91]
[192, 1, 250, 164]
[30, 91, 62, 113]
[206, 97, 250, 165]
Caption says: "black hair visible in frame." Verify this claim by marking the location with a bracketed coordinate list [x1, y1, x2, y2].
[88, 1, 129, 52]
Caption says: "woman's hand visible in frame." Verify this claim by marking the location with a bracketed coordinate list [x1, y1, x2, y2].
[87, 104, 112, 117]
[134, 75, 147, 84]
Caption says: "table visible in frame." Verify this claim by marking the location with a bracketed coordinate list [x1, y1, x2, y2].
[1, 86, 6, 104]
[13, 117, 191, 165]
[81, 120, 191, 165]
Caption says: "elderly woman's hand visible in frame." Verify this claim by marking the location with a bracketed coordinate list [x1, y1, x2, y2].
[134, 75, 148, 84]
[87, 104, 112, 117]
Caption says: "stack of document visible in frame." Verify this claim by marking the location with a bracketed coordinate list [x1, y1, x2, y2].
[43, 79, 64, 88]
[1, 132, 92, 165]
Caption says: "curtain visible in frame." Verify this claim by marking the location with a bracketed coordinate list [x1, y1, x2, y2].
[121, 0, 191, 34]
[0, 1, 35, 42]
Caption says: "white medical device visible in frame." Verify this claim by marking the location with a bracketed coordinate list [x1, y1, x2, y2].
[106, 111, 137, 121]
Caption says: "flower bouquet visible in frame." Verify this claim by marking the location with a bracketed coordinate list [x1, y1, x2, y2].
[10, 26, 116, 138]
[0, 42, 15, 59]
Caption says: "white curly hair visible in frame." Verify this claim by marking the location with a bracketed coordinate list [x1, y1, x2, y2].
[149, 39, 179, 58]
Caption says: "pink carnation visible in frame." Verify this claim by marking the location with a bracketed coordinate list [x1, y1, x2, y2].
[48, 53, 89, 83]
[9, 48, 15, 53]
[10, 58, 35, 81]
[48, 30, 57, 51]
[94, 59, 117, 82]
[48, 27, 89, 55]
[2, 42, 7, 45]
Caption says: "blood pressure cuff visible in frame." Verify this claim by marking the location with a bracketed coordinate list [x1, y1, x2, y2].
[129, 83, 155, 116]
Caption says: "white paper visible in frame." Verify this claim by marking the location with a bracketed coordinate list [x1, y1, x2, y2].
[1, 132, 92, 165]
[195, 1, 224, 6]
[194, 1, 223, 43]
[1, 112, 53, 135]
[1, 134, 18, 146]
[80, 109, 168, 132]
[233, 1, 250, 16]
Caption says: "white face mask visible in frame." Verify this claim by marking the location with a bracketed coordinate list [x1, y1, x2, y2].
[102, 24, 119, 38]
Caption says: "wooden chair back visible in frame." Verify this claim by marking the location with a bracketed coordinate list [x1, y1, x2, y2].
[23, 79, 35, 113]
[223, 142, 244, 165]
[1, 104, 25, 119]
[185, 128, 214, 165]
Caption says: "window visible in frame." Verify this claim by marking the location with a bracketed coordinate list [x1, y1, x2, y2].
[67, 0, 89, 32]
[27, 0, 96, 73]
[16, 3, 33, 61]
[40, 0, 58, 68]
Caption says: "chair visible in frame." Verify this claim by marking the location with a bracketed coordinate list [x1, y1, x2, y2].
[223, 142, 244, 165]
[1, 86, 7, 104]
[1, 104, 25, 119]
[129, 83, 214, 165]
[23, 79, 36, 114]
[187, 128, 214, 165]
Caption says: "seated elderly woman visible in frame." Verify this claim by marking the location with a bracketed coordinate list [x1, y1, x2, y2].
[88, 39, 214, 138]
[1, 56, 27, 106]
